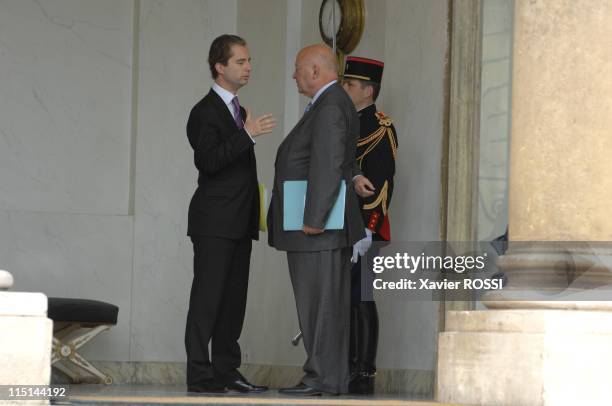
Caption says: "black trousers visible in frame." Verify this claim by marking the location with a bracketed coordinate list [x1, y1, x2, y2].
[185, 236, 252, 385]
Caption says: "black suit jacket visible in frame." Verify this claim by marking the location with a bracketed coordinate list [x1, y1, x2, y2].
[186, 89, 259, 240]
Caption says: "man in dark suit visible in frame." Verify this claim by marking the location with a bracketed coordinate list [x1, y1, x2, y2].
[185, 34, 276, 394]
[268, 44, 366, 396]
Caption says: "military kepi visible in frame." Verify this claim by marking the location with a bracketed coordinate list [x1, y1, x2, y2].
[343, 56, 384, 84]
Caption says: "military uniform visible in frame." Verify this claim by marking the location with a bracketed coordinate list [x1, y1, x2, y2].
[355, 104, 398, 242]
[343, 56, 398, 395]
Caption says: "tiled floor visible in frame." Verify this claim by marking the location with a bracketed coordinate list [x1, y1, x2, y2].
[63, 385, 457, 406]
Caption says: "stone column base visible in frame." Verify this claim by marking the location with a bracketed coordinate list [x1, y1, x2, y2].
[437, 309, 612, 405]
[0, 292, 52, 406]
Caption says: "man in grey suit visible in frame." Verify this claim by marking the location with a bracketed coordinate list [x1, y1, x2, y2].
[268, 44, 366, 396]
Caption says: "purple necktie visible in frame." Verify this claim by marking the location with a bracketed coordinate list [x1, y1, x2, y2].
[231, 97, 243, 129]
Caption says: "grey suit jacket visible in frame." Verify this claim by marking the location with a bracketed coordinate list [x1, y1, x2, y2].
[267, 82, 365, 252]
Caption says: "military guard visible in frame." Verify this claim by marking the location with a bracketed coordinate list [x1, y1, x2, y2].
[342, 56, 398, 394]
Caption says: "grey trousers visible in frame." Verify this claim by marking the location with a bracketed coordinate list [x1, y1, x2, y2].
[287, 248, 352, 394]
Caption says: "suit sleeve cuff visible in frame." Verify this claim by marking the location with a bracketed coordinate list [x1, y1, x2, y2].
[230, 129, 255, 152]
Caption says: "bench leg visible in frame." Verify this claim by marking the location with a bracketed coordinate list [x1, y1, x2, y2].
[70, 325, 110, 350]
[53, 360, 82, 383]
[70, 349, 113, 385]
[51, 325, 113, 385]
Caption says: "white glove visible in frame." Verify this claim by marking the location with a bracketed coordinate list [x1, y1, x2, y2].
[351, 229, 373, 263]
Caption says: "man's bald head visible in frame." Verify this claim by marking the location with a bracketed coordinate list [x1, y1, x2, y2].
[293, 44, 339, 98]
[298, 44, 338, 73]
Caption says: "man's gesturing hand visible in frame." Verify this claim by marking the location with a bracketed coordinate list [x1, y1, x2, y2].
[244, 108, 277, 137]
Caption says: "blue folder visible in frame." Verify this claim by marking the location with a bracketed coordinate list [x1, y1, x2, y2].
[283, 180, 346, 231]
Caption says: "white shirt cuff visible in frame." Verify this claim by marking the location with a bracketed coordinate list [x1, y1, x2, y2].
[243, 128, 256, 144]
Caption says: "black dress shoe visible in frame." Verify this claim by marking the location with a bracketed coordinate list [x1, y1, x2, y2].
[278, 383, 323, 396]
[226, 378, 268, 393]
[348, 372, 375, 394]
[187, 380, 227, 394]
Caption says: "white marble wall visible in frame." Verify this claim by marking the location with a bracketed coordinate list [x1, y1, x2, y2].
[377, 0, 449, 371]
[130, 0, 237, 361]
[0, 211, 133, 360]
[0, 0, 239, 362]
[0, 0, 449, 375]
[235, 0, 305, 366]
[0, 0, 133, 214]
[351, 0, 386, 61]
[0, 0, 134, 361]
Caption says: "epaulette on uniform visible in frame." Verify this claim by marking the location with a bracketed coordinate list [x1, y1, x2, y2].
[375, 111, 393, 127]
[357, 112, 398, 164]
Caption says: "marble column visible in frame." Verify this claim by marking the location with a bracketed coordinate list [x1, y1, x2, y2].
[438, 1, 612, 405]
[484, 0, 612, 306]
[508, 0, 612, 243]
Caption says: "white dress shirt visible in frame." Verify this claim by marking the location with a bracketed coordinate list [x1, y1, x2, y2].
[310, 80, 337, 105]
[212, 83, 255, 143]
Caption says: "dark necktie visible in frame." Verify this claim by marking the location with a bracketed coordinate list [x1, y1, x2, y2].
[305, 101, 313, 113]
[231, 96, 243, 129]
